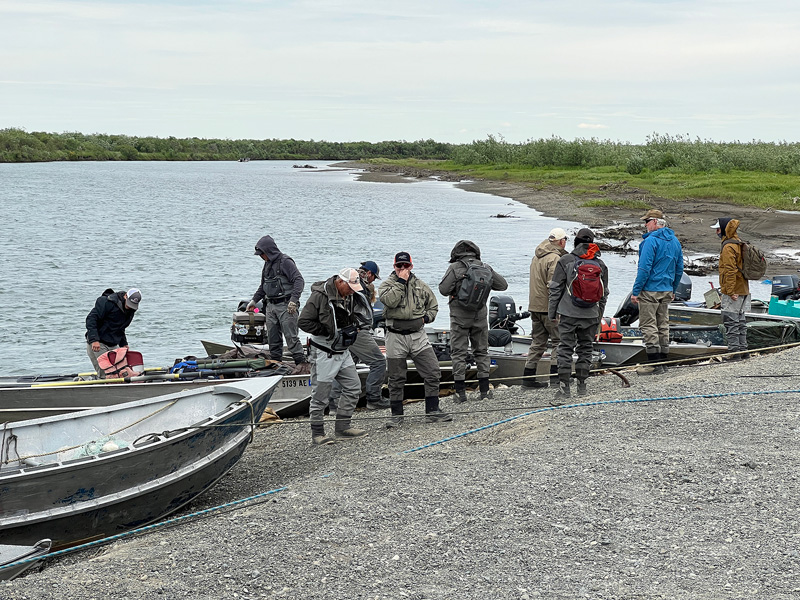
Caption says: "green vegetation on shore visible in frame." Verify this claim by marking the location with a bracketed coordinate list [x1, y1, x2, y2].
[3, 128, 798, 210]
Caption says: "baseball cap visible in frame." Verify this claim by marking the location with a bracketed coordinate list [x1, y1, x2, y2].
[126, 288, 142, 310]
[338, 268, 363, 292]
[641, 209, 664, 221]
[548, 227, 568, 241]
[360, 260, 381, 280]
[394, 252, 412, 266]
[574, 228, 595, 244]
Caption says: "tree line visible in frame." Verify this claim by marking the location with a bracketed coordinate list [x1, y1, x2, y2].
[2, 128, 799, 176]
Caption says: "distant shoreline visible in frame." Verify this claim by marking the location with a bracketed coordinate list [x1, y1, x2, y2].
[335, 161, 800, 276]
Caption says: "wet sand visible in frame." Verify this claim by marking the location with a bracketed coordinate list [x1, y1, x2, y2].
[340, 162, 800, 276]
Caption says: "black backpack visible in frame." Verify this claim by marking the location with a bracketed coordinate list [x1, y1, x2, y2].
[455, 259, 493, 310]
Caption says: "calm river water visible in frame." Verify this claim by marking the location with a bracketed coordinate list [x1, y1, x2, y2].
[0, 161, 768, 375]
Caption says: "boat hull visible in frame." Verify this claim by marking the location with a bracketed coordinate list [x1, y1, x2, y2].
[0, 373, 310, 423]
[0, 378, 277, 549]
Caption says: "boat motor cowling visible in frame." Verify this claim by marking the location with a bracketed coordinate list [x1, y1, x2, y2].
[489, 295, 530, 333]
[771, 274, 800, 300]
[674, 272, 692, 302]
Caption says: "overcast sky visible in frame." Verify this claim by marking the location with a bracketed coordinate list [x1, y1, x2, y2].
[2, 0, 799, 144]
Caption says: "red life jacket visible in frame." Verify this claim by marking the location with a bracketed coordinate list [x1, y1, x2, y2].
[596, 317, 622, 343]
[97, 348, 144, 378]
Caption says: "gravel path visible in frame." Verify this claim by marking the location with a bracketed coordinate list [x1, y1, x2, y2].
[6, 347, 800, 599]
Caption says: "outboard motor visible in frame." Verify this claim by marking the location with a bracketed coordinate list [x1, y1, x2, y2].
[614, 293, 639, 326]
[772, 274, 800, 300]
[231, 299, 268, 344]
[489, 295, 530, 334]
[674, 272, 692, 302]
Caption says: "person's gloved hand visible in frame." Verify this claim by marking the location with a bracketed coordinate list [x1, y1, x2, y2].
[423, 315, 431, 324]
[287, 301, 299, 315]
[246, 300, 256, 312]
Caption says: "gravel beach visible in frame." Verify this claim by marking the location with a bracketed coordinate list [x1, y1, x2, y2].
[7, 346, 800, 599]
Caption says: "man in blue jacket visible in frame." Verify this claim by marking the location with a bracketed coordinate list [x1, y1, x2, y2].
[631, 209, 684, 375]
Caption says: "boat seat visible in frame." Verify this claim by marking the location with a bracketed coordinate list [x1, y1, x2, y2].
[488, 329, 513, 348]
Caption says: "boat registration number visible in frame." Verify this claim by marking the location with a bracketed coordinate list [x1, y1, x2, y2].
[282, 378, 310, 388]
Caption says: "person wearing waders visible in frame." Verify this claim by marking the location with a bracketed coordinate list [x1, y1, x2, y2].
[85, 288, 141, 378]
[522, 228, 569, 389]
[248, 235, 308, 367]
[379, 252, 451, 428]
[548, 228, 609, 403]
[298, 268, 373, 445]
[630, 209, 684, 375]
[438, 240, 508, 403]
[713, 217, 751, 360]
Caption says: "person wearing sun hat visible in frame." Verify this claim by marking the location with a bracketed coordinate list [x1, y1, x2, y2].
[85, 287, 142, 378]
[631, 208, 684, 375]
[379, 252, 451, 427]
[298, 268, 374, 445]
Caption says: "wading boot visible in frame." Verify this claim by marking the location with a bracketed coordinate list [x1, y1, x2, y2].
[551, 373, 571, 406]
[453, 380, 468, 404]
[640, 349, 664, 376]
[660, 348, 670, 372]
[575, 368, 589, 397]
[549, 364, 560, 387]
[522, 367, 547, 389]
[425, 396, 453, 423]
[311, 421, 335, 446]
[478, 377, 493, 400]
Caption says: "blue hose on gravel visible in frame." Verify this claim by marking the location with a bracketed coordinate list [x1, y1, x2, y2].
[401, 388, 800, 454]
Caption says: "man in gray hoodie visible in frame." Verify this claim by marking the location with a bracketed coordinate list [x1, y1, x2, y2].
[248, 235, 307, 366]
[548, 228, 609, 402]
[438, 240, 507, 402]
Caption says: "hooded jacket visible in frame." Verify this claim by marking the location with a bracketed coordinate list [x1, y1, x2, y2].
[252, 235, 305, 304]
[529, 238, 567, 313]
[631, 226, 684, 296]
[438, 240, 508, 317]
[718, 219, 750, 296]
[85, 289, 136, 347]
[298, 276, 373, 353]
[548, 243, 609, 321]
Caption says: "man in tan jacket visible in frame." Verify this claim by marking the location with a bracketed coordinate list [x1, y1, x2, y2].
[713, 217, 751, 359]
[522, 228, 568, 388]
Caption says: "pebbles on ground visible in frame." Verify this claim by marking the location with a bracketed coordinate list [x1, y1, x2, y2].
[6, 348, 800, 599]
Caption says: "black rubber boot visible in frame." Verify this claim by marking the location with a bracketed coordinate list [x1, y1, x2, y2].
[425, 396, 452, 423]
[549, 364, 559, 387]
[641, 349, 664, 375]
[575, 368, 589, 397]
[478, 377, 493, 400]
[659, 349, 670, 372]
[453, 380, 468, 404]
[522, 367, 547, 388]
